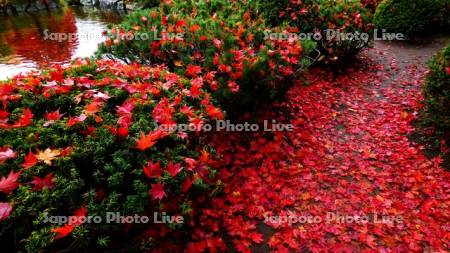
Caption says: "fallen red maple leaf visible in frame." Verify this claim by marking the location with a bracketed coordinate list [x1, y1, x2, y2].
[70, 207, 87, 226]
[0, 202, 13, 222]
[186, 64, 202, 77]
[44, 110, 63, 126]
[0, 147, 16, 164]
[52, 225, 74, 239]
[150, 183, 166, 200]
[31, 173, 55, 191]
[83, 101, 102, 115]
[206, 105, 224, 120]
[184, 157, 197, 171]
[22, 150, 38, 169]
[143, 161, 163, 178]
[182, 177, 193, 192]
[135, 130, 168, 151]
[166, 162, 182, 177]
[13, 108, 33, 128]
[0, 170, 21, 195]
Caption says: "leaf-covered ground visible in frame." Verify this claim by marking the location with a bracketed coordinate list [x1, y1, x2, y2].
[177, 38, 450, 252]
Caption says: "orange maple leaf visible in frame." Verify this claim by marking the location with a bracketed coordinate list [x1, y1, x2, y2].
[36, 148, 61, 165]
[52, 225, 74, 239]
[135, 130, 168, 151]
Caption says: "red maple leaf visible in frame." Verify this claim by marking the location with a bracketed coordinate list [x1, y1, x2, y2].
[50, 69, 65, 83]
[150, 183, 166, 200]
[206, 105, 224, 120]
[83, 101, 102, 116]
[116, 127, 129, 138]
[13, 108, 33, 128]
[52, 225, 74, 239]
[143, 161, 163, 178]
[190, 77, 204, 98]
[249, 232, 264, 244]
[22, 150, 38, 169]
[66, 114, 87, 127]
[189, 24, 201, 33]
[166, 162, 182, 177]
[31, 173, 55, 191]
[175, 19, 187, 28]
[0, 202, 13, 222]
[446, 67, 450, 75]
[184, 157, 197, 171]
[44, 110, 63, 121]
[0, 109, 10, 120]
[51, 206, 87, 239]
[182, 177, 193, 192]
[135, 130, 168, 151]
[70, 207, 87, 226]
[213, 38, 222, 49]
[0, 147, 16, 164]
[0, 170, 21, 195]
[44, 110, 63, 126]
[186, 64, 202, 77]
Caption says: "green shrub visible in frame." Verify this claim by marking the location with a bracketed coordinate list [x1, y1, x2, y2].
[0, 59, 223, 252]
[423, 44, 450, 131]
[254, 0, 374, 64]
[97, 0, 315, 111]
[373, 0, 447, 38]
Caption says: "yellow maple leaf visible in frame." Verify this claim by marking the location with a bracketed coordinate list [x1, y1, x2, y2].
[36, 148, 61, 165]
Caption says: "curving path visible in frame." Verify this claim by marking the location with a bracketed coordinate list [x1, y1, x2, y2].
[179, 37, 450, 253]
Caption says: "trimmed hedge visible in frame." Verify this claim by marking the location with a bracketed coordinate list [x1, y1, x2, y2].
[423, 44, 450, 131]
[254, 0, 374, 63]
[97, 0, 316, 111]
[0, 59, 223, 252]
[373, 0, 448, 38]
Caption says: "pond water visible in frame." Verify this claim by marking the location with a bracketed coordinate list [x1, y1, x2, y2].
[0, 6, 123, 80]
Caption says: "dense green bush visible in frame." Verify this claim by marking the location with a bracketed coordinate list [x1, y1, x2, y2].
[97, 0, 315, 111]
[0, 59, 223, 252]
[254, 0, 374, 64]
[373, 0, 447, 37]
[423, 44, 450, 132]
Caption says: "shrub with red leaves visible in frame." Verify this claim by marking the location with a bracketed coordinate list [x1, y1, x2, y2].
[0, 59, 223, 252]
[254, 0, 374, 63]
[98, 0, 316, 111]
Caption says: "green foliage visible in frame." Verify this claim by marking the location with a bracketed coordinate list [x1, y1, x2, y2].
[253, 0, 374, 63]
[97, 0, 315, 111]
[423, 44, 450, 131]
[373, 0, 447, 37]
[0, 59, 222, 252]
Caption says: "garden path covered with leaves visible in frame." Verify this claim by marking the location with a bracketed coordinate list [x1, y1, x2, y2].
[177, 38, 450, 252]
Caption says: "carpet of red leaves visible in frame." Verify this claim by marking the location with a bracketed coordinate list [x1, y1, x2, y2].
[171, 42, 450, 253]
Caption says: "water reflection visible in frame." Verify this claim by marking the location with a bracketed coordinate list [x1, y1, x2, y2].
[0, 7, 122, 80]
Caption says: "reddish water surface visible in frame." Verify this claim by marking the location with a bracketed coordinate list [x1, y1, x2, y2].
[0, 6, 122, 80]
